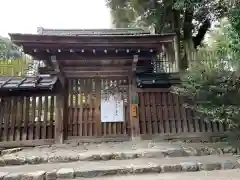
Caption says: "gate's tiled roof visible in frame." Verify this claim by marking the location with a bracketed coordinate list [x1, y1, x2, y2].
[0, 75, 58, 91]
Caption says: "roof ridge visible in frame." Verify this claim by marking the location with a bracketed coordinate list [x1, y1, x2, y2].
[37, 27, 151, 35]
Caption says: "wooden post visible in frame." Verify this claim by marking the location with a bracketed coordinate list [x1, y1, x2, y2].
[55, 93, 64, 143]
[129, 55, 140, 140]
[55, 80, 68, 144]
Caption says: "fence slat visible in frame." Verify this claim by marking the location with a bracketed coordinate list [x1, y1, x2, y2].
[9, 98, 16, 141]
[162, 92, 170, 133]
[36, 96, 42, 139]
[30, 96, 36, 140]
[49, 96, 55, 139]
[79, 79, 83, 137]
[151, 92, 158, 134]
[4, 99, 10, 141]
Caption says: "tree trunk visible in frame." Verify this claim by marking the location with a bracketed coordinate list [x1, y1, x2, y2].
[183, 8, 195, 69]
[173, 9, 183, 71]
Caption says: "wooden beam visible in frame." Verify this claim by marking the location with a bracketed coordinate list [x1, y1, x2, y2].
[63, 66, 132, 72]
[132, 55, 139, 72]
[50, 55, 65, 85]
[65, 71, 130, 78]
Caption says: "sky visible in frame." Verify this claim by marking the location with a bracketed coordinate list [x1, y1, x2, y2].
[0, 0, 112, 37]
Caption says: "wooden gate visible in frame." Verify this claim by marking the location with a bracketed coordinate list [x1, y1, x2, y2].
[67, 77, 130, 140]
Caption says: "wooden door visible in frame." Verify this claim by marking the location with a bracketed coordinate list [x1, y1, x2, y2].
[67, 77, 130, 140]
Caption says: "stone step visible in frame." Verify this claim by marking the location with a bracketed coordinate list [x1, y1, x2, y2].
[0, 142, 236, 166]
[70, 169, 240, 180]
[0, 155, 238, 179]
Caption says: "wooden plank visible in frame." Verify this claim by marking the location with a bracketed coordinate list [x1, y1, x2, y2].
[95, 78, 101, 136]
[192, 111, 202, 132]
[4, 98, 10, 141]
[36, 96, 42, 139]
[101, 79, 107, 136]
[42, 96, 48, 139]
[65, 135, 130, 143]
[9, 97, 15, 141]
[25, 97, 30, 140]
[179, 96, 188, 132]
[31, 96, 37, 140]
[29, 96, 36, 140]
[124, 103, 129, 135]
[173, 95, 182, 133]
[0, 98, 4, 141]
[73, 79, 78, 136]
[122, 80, 128, 135]
[156, 92, 164, 134]
[162, 92, 170, 133]
[68, 79, 73, 136]
[168, 93, 177, 133]
[79, 79, 83, 137]
[49, 96, 55, 139]
[66, 72, 131, 78]
[186, 109, 195, 133]
[88, 79, 93, 137]
[150, 92, 158, 134]
[83, 81, 88, 136]
[139, 93, 146, 134]
[145, 92, 152, 134]
[75, 81, 80, 136]
[136, 88, 171, 93]
[112, 80, 118, 136]
[218, 122, 224, 132]
[212, 122, 219, 133]
[63, 66, 132, 72]
[16, 97, 23, 141]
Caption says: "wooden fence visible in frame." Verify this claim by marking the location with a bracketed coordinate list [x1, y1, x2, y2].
[0, 95, 56, 146]
[0, 88, 228, 146]
[138, 89, 227, 139]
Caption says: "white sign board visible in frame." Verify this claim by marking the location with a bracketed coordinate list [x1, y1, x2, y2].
[101, 93, 124, 122]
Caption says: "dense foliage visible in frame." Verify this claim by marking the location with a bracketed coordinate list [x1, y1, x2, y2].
[0, 36, 31, 76]
[0, 36, 23, 60]
[173, 5, 240, 130]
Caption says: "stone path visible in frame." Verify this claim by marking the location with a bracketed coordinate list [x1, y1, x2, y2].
[0, 141, 238, 179]
[75, 169, 240, 180]
[0, 141, 237, 166]
[0, 155, 238, 179]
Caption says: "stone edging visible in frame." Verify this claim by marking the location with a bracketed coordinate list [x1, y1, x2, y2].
[0, 159, 239, 180]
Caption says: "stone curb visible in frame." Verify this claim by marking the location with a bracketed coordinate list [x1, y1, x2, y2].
[0, 146, 237, 167]
[0, 160, 239, 179]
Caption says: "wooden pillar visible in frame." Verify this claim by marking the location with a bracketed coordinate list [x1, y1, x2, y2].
[129, 55, 140, 140]
[55, 82, 68, 144]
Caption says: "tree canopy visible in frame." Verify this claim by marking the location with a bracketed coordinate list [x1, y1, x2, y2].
[107, 0, 229, 47]
[106, 0, 232, 69]
[0, 36, 23, 60]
